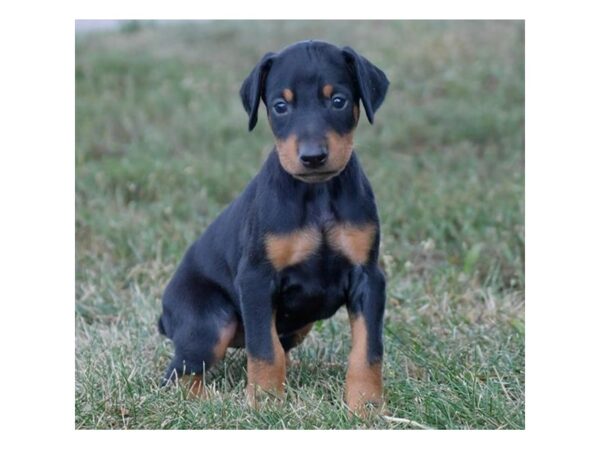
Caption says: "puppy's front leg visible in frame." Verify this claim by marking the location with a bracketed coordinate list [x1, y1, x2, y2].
[345, 265, 386, 414]
[235, 264, 285, 404]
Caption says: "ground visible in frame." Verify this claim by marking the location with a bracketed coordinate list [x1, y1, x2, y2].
[75, 20, 524, 429]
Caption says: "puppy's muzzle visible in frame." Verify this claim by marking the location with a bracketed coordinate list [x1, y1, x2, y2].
[298, 142, 328, 169]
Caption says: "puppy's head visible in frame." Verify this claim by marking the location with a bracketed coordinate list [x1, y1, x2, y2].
[240, 41, 389, 183]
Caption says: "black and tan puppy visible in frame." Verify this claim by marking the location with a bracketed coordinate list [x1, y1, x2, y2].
[158, 40, 389, 413]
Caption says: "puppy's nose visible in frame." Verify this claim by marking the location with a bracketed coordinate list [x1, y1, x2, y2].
[299, 143, 328, 168]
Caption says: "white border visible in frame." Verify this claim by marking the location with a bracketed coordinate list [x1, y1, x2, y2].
[3, 0, 600, 447]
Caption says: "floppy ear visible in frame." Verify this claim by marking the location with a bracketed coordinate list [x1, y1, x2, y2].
[239, 52, 276, 131]
[342, 47, 389, 124]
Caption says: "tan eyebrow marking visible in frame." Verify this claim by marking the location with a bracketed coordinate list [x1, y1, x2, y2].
[283, 88, 294, 102]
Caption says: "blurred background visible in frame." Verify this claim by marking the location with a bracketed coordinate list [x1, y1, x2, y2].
[75, 20, 524, 429]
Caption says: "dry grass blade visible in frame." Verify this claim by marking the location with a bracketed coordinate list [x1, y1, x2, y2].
[381, 415, 432, 430]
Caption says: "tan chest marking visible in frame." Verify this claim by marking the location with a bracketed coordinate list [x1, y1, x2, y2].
[326, 223, 376, 265]
[265, 223, 375, 270]
[265, 227, 322, 271]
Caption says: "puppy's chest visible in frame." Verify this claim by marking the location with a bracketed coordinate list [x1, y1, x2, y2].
[266, 221, 376, 327]
[264, 220, 376, 271]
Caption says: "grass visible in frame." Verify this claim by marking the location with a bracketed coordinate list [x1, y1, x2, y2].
[75, 20, 524, 429]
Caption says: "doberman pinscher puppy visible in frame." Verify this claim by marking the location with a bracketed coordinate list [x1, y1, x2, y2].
[158, 40, 389, 413]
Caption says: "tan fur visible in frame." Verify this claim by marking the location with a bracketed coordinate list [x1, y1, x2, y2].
[283, 88, 294, 102]
[247, 317, 286, 404]
[285, 323, 314, 366]
[177, 321, 238, 399]
[325, 131, 354, 175]
[213, 320, 238, 360]
[179, 374, 204, 398]
[275, 131, 355, 181]
[322, 84, 334, 98]
[275, 134, 302, 174]
[265, 227, 322, 270]
[293, 322, 313, 346]
[345, 315, 383, 413]
[327, 223, 376, 265]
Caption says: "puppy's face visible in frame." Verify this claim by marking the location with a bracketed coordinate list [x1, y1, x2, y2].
[240, 41, 389, 184]
[264, 47, 359, 183]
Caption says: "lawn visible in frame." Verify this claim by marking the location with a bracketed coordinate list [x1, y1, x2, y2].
[75, 20, 524, 429]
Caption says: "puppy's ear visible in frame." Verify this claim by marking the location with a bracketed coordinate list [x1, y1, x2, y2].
[342, 47, 389, 124]
[240, 52, 276, 131]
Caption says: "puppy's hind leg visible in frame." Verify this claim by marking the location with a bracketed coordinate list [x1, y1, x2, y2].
[159, 277, 238, 398]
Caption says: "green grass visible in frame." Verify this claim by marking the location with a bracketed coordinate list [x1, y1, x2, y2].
[75, 20, 524, 429]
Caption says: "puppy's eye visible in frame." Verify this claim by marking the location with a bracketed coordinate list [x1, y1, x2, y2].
[331, 95, 347, 110]
[273, 101, 289, 115]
